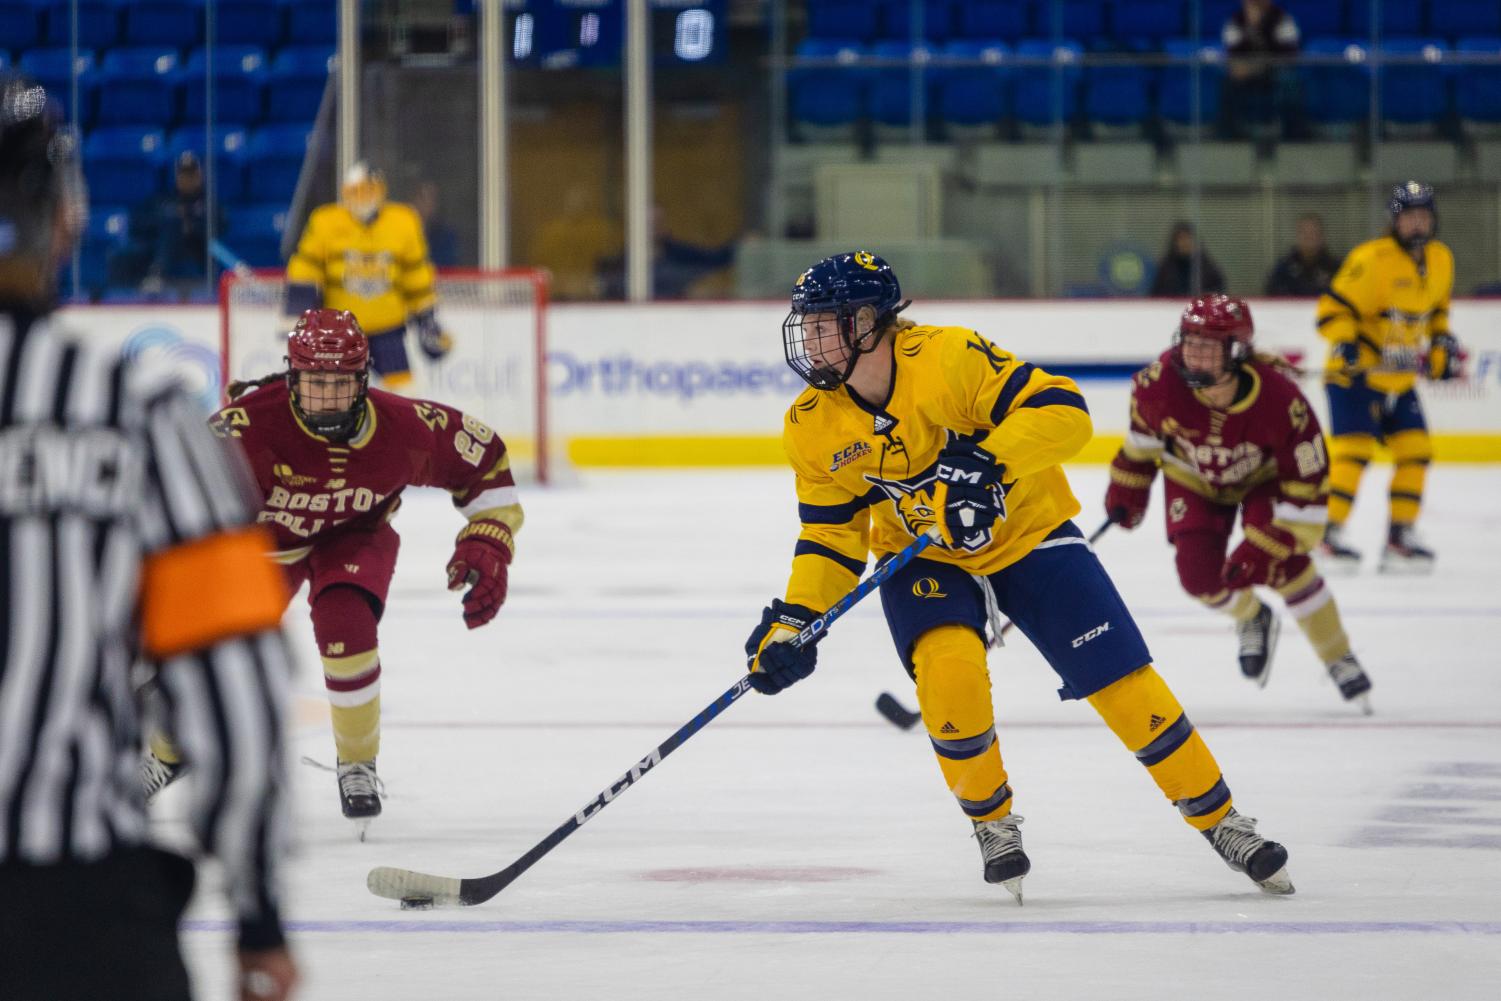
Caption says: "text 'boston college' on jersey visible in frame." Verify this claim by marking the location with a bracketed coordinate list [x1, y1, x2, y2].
[1123, 349, 1330, 509]
[781, 323, 1092, 614]
[209, 381, 520, 561]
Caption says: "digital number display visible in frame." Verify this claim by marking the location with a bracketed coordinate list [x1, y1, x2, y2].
[507, 0, 725, 68]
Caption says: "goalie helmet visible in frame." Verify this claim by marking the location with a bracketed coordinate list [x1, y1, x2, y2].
[286, 308, 370, 439]
[782, 250, 910, 390]
[1172, 294, 1254, 389]
[0, 74, 86, 309]
[1388, 180, 1436, 251]
[340, 161, 386, 223]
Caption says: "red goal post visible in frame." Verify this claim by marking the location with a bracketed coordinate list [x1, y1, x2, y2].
[219, 268, 552, 483]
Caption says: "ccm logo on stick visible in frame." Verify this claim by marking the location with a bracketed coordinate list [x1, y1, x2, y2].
[1071, 622, 1111, 648]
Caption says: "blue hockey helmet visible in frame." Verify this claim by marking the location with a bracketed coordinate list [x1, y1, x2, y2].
[1388, 180, 1437, 250]
[782, 251, 910, 390]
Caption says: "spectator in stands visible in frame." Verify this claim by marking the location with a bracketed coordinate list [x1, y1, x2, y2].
[1151, 222, 1227, 297]
[1219, 0, 1308, 140]
[598, 206, 739, 300]
[140, 152, 223, 300]
[412, 179, 460, 268]
[1265, 212, 1340, 296]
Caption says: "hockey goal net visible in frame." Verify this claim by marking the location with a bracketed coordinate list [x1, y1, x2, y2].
[220, 268, 552, 482]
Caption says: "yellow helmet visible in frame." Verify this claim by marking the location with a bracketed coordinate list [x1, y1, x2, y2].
[340, 162, 386, 222]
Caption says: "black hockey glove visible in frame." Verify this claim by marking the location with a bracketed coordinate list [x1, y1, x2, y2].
[413, 308, 452, 361]
[1426, 333, 1461, 381]
[744, 599, 819, 695]
[931, 440, 1007, 550]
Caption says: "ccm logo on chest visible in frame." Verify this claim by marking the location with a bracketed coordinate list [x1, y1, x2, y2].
[1071, 622, 1111, 648]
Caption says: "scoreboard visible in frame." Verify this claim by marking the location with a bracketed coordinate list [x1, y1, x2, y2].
[506, 0, 727, 68]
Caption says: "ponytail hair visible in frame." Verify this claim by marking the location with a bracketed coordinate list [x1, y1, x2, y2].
[1252, 350, 1305, 380]
[227, 371, 285, 401]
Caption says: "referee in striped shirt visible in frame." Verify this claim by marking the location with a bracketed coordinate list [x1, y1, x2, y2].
[0, 77, 299, 1001]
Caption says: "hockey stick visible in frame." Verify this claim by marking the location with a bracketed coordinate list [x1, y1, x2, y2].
[874, 518, 1115, 731]
[367, 527, 941, 908]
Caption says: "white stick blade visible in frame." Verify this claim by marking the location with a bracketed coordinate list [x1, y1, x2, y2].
[366, 866, 465, 906]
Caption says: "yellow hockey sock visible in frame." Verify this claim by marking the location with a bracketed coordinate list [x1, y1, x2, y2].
[1328, 433, 1376, 525]
[1386, 429, 1432, 526]
[913, 625, 1013, 822]
[324, 647, 382, 763]
[1275, 564, 1351, 665]
[1087, 665, 1232, 831]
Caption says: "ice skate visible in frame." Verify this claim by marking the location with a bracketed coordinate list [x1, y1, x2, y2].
[1378, 524, 1435, 575]
[1316, 523, 1361, 575]
[140, 750, 184, 802]
[1202, 808, 1293, 894]
[973, 814, 1030, 904]
[1328, 654, 1373, 714]
[337, 759, 383, 840]
[1236, 601, 1280, 689]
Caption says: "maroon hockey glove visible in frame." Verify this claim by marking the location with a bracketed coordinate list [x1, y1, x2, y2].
[1104, 450, 1155, 529]
[447, 520, 513, 629]
[1223, 524, 1298, 589]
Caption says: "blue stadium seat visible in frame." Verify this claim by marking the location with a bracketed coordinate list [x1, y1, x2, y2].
[96, 48, 179, 127]
[44, 0, 116, 49]
[1113, 1, 1185, 45]
[789, 39, 867, 129]
[1348, 1, 1424, 39]
[1031, 2, 1106, 43]
[0, 52, 9, 72]
[1300, 38, 1370, 127]
[117, 0, 202, 48]
[265, 45, 334, 122]
[1012, 39, 1082, 127]
[1378, 39, 1450, 125]
[806, 1, 879, 43]
[956, 0, 1029, 40]
[875, 0, 955, 42]
[167, 125, 250, 202]
[216, 0, 285, 48]
[225, 203, 289, 267]
[177, 46, 267, 126]
[281, 0, 336, 47]
[938, 40, 1009, 128]
[82, 127, 167, 204]
[0, 2, 42, 50]
[1283, 1, 1347, 38]
[1158, 39, 1223, 126]
[868, 41, 939, 126]
[245, 124, 313, 201]
[1433, 2, 1501, 38]
[1453, 37, 1501, 123]
[1084, 63, 1152, 127]
[18, 48, 96, 127]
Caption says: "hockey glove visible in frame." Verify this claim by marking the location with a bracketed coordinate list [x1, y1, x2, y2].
[446, 520, 513, 629]
[1104, 450, 1156, 529]
[1223, 524, 1298, 589]
[413, 308, 452, 361]
[1330, 339, 1362, 376]
[1425, 333, 1461, 381]
[931, 440, 1007, 550]
[744, 599, 819, 695]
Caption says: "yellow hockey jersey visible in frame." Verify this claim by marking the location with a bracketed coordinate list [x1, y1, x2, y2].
[782, 323, 1091, 614]
[1316, 235, 1453, 394]
[286, 202, 438, 335]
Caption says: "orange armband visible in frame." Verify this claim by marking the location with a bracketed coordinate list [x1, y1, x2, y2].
[141, 525, 289, 659]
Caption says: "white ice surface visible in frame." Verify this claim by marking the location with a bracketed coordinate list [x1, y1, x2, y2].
[162, 466, 1501, 1001]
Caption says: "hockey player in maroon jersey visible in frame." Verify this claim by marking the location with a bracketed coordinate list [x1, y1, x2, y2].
[1104, 295, 1372, 711]
[144, 309, 521, 834]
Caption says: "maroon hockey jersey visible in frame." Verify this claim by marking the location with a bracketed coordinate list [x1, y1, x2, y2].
[1119, 350, 1330, 548]
[209, 381, 521, 561]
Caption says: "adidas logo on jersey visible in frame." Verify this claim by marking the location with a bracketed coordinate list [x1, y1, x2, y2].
[1148, 713, 1167, 732]
[940, 721, 959, 734]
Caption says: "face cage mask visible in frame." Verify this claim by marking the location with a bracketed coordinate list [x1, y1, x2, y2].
[1172, 330, 1243, 390]
[782, 306, 877, 390]
[289, 370, 369, 440]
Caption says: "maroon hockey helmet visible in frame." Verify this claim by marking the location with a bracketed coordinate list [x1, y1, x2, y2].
[286, 309, 370, 439]
[1173, 294, 1254, 388]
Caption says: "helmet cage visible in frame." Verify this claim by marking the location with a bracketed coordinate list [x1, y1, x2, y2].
[1171, 327, 1249, 389]
[782, 304, 882, 391]
[288, 367, 368, 440]
[285, 309, 370, 440]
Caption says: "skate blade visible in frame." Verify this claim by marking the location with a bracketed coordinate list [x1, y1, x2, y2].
[350, 817, 373, 842]
[1255, 867, 1295, 895]
[1351, 692, 1374, 716]
[1377, 558, 1434, 576]
[1001, 876, 1024, 905]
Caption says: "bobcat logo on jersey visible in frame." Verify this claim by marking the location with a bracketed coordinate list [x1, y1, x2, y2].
[864, 466, 995, 554]
[343, 249, 395, 300]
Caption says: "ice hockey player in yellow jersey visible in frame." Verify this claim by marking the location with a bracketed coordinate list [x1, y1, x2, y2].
[743, 251, 1295, 901]
[1315, 181, 1463, 573]
[286, 162, 451, 388]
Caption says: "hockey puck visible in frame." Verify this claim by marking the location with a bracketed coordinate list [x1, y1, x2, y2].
[400, 895, 435, 910]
